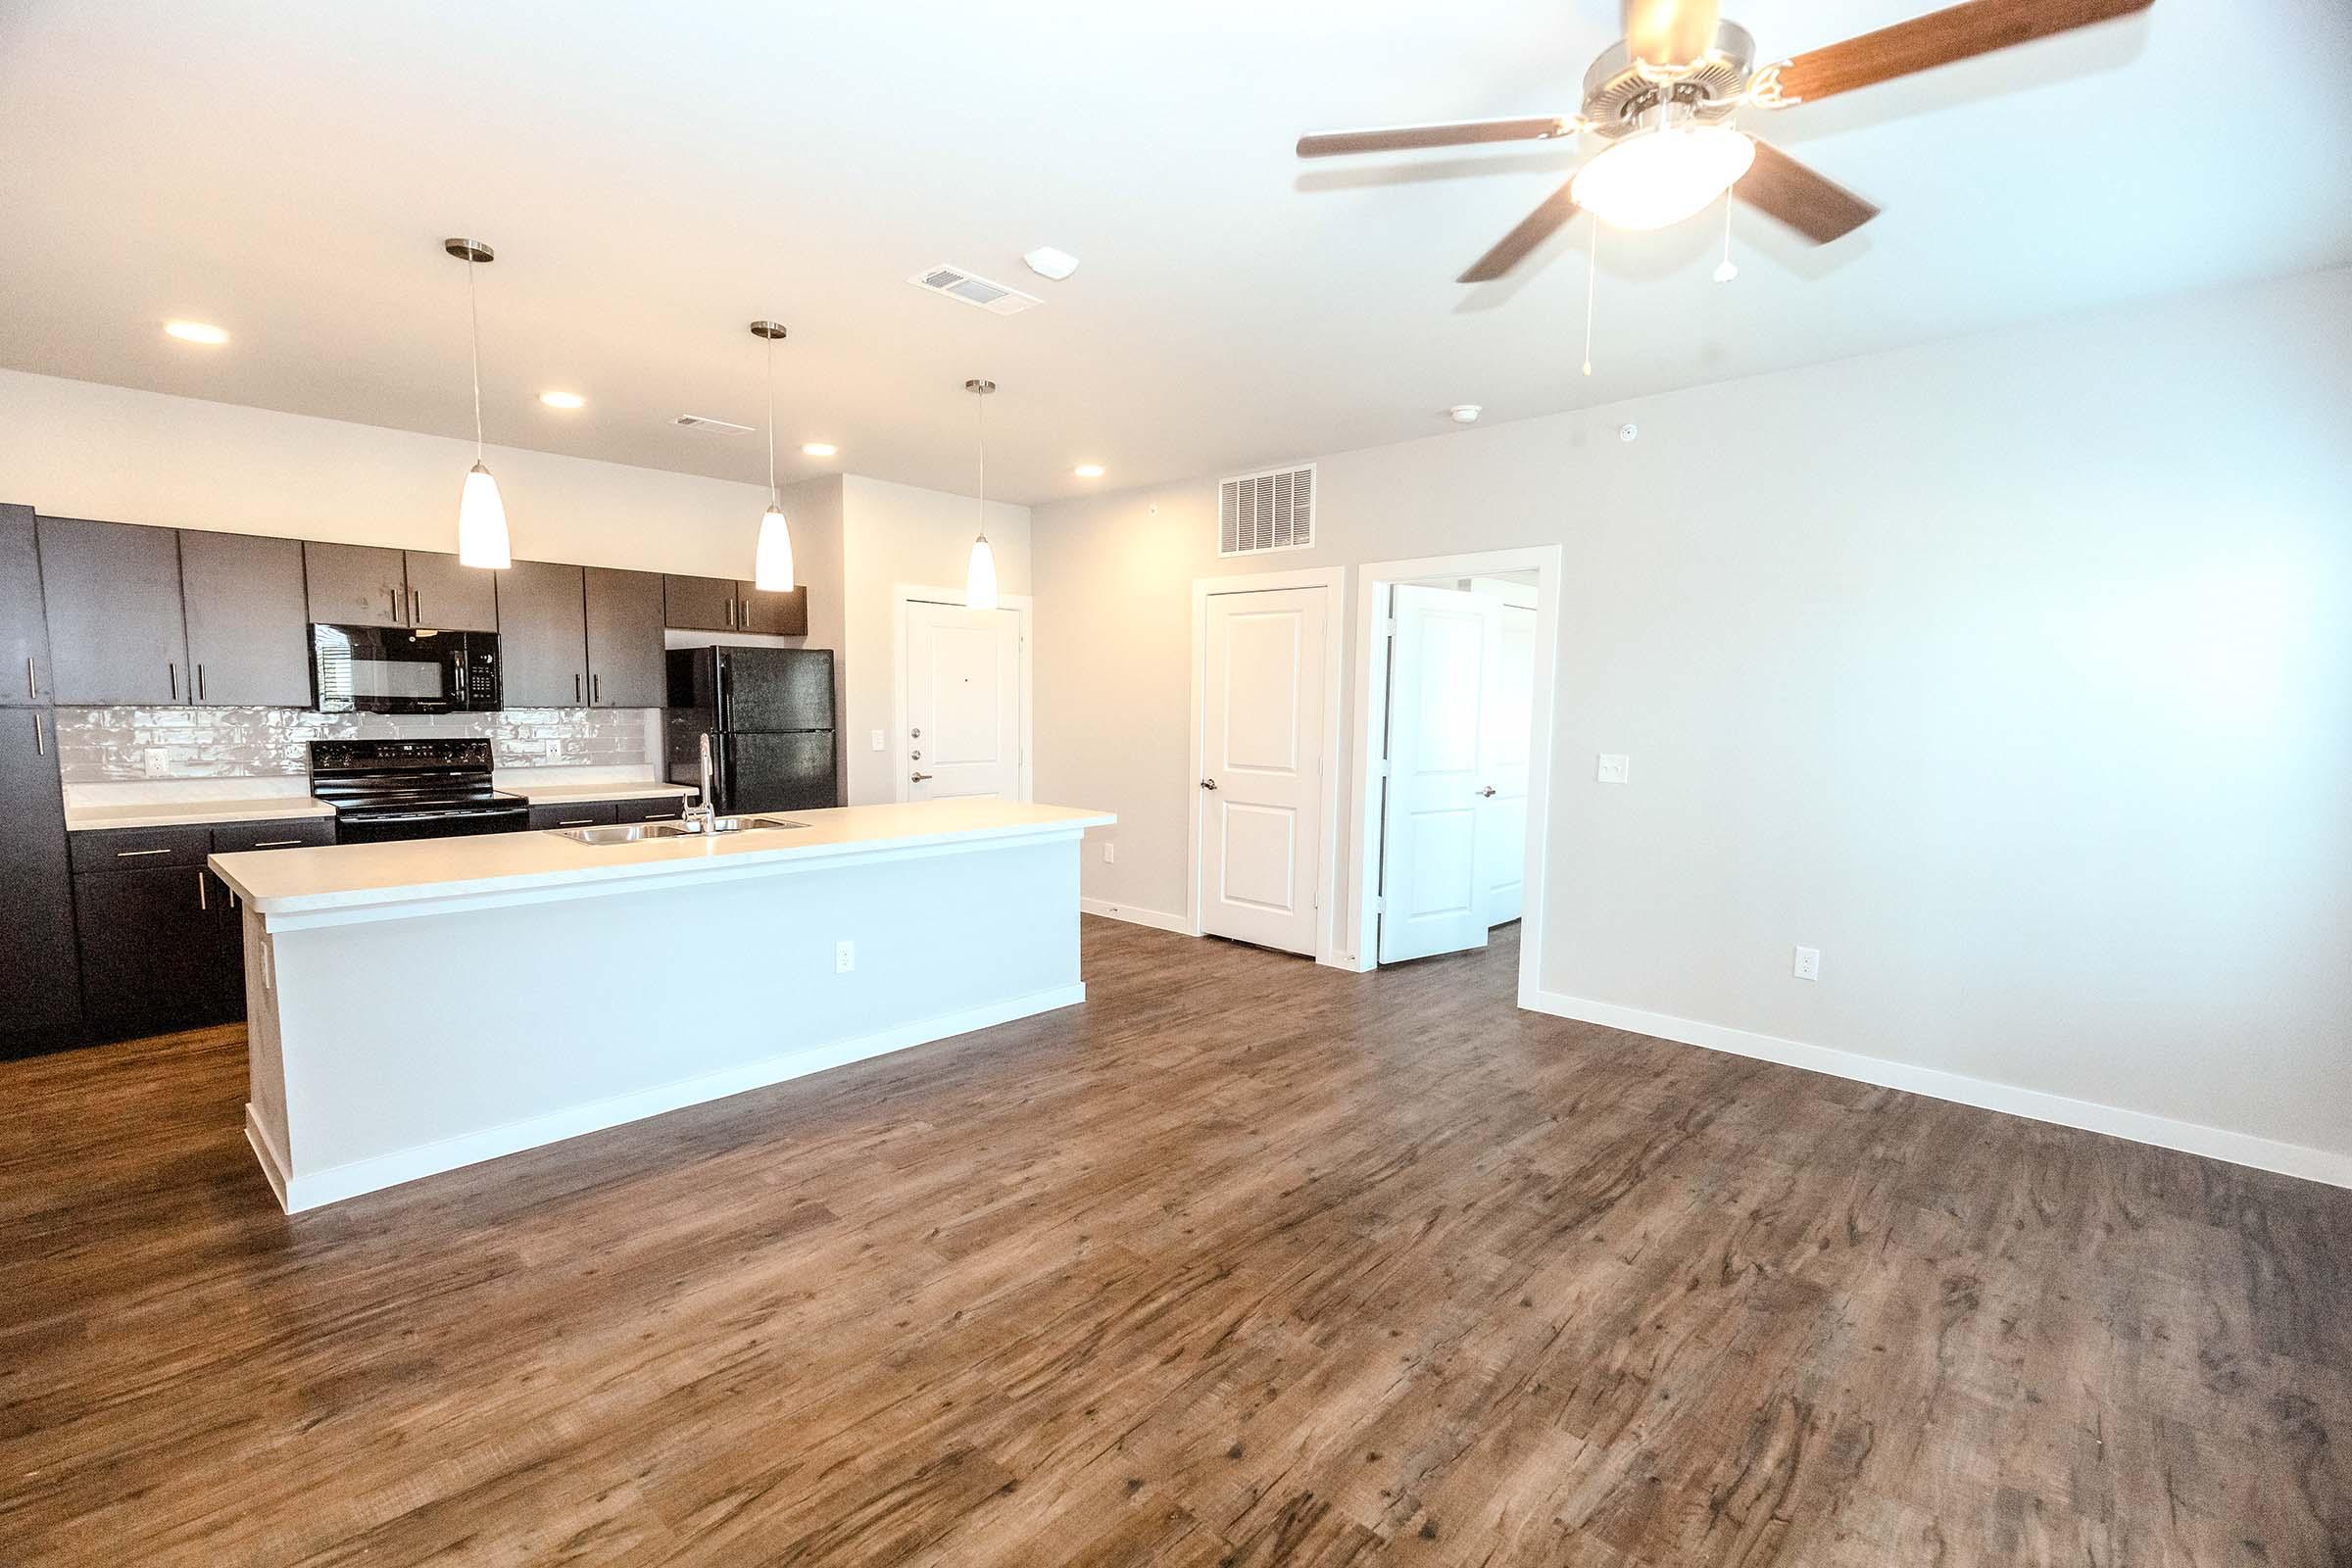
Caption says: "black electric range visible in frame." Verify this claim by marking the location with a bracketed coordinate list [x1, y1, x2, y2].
[309, 739, 529, 844]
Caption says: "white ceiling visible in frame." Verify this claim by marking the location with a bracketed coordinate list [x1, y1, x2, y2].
[3, 0, 2347, 506]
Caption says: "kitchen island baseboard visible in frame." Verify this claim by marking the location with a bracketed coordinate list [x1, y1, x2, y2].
[219, 802, 1111, 1212]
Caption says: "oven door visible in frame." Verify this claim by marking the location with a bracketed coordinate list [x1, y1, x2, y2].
[312, 624, 470, 713]
[334, 804, 531, 843]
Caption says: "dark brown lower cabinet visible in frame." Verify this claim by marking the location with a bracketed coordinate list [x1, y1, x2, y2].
[526, 801, 619, 832]
[1, 710, 82, 1057]
[615, 796, 687, 824]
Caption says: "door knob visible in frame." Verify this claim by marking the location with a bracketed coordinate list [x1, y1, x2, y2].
[911, 771, 934, 783]
[1477, 785, 1497, 798]
[1200, 778, 1218, 791]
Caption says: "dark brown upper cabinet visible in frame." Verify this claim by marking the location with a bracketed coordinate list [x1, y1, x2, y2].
[737, 584, 808, 636]
[497, 560, 589, 709]
[662, 574, 737, 633]
[403, 550, 498, 632]
[303, 543, 500, 632]
[37, 516, 190, 706]
[303, 542, 410, 627]
[584, 567, 665, 709]
[0, 505, 53, 708]
[178, 531, 312, 707]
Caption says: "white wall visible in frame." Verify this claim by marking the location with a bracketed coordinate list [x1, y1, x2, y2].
[1032, 268, 2352, 1175]
[840, 475, 1030, 805]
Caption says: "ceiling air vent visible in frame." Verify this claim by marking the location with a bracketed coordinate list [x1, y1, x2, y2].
[907, 263, 1042, 317]
[1219, 464, 1316, 557]
[673, 414, 754, 434]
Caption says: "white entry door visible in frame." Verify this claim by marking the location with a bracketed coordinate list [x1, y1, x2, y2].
[1478, 600, 1538, 924]
[906, 601, 1022, 802]
[1377, 584, 1500, 964]
[1199, 586, 1328, 956]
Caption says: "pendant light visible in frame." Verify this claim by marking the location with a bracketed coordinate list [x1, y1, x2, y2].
[444, 238, 511, 569]
[749, 320, 795, 592]
[964, 377, 998, 612]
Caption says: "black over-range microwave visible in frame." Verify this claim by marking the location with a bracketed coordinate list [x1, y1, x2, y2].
[310, 624, 502, 713]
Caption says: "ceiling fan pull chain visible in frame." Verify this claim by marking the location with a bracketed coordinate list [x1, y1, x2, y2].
[1714, 190, 1740, 284]
[1582, 221, 1599, 378]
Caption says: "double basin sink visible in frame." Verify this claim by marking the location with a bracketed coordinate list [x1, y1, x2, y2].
[551, 815, 808, 846]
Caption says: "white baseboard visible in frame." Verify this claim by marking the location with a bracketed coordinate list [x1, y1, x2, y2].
[263, 983, 1088, 1213]
[1079, 897, 1192, 935]
[1519, 987, 2352, 1191]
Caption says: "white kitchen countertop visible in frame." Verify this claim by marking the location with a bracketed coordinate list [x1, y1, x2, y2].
[66, 797, 336, 832]
[501, 779, 697, 805]
[212, 800, 1114, 920]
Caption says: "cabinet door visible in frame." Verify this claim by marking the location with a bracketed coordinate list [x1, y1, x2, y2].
[37, 516, 190, 706]
[74, 865, 229, 1039]
[527, 801, 620, 831]
[403, 550, 499, 632]
[495, 561, 589, 708]
[0, 505, 53, 709]
[736, 583, 809, 636]
[584, 566, 666, 708]
[662, 574, 738, 632]
[179, 531, 313, 707]
[0, 711, 82, 1054]
[305, 541, 410, 627]
[614, 796, 687, 824]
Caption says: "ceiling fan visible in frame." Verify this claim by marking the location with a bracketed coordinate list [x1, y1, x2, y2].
[1297, 0, 2155, 281]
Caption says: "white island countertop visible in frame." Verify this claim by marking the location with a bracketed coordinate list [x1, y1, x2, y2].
[213, 800, 1114, 921]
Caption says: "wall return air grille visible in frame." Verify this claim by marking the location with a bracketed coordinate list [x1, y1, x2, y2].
[1218, 465, 1316, 557]
[906, 264, 1042, 316]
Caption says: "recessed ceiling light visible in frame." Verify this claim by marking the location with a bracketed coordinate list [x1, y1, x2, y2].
[164, 320, 228, 345]
[1448, 405, 1482, 424]
[538, 391, 586, 410]
[1073, 463, 1106, 478]
[801, 442, 838, 458]
[1023, 247, 1081, 281]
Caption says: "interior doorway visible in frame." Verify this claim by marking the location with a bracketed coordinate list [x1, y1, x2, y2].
[892, 585, 1032, 804]
[1348, 548, 1561, 1002]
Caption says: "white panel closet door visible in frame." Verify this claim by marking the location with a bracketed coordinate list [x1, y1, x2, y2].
[1377, 584, 1498, 964]
[906, 601, 1021, 801]
[1199, 586, 1327, 956]
[1478, 601, 1537, 924]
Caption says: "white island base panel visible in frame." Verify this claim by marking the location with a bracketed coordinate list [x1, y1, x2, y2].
[235, 818, 1097, 1211]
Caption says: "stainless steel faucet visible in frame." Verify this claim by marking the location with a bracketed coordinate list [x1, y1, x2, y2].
[683, 732, 717, 834]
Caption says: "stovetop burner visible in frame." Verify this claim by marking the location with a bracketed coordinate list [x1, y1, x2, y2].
[310, 739, 528, 842]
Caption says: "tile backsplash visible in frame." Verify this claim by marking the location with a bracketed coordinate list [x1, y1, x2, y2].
[52, 706, 661, 785]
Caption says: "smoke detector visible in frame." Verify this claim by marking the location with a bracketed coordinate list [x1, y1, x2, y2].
[907, 263, 1042, 316]
[674, 414, 754, 434]
[1022, 246, 1080, 281]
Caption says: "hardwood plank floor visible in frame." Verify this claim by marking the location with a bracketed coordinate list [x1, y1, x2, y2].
[2, 917, 2346, 1566]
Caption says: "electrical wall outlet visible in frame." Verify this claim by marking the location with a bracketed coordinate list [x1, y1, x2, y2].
[1102, 841, 1115, 863]
[835, 940, 856, 974]
[1596, 754, 1631, 784]
[869, 729, 886, 753]
[1792, 946, 1821, 982]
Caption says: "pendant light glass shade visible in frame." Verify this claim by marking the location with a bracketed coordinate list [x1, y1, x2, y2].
[458, 462, 512, 568]
[965, 533, 999, 612]
[755, 504, 795, 592]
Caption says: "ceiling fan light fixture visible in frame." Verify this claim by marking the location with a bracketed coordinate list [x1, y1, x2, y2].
[1570, 120, 1754, 231]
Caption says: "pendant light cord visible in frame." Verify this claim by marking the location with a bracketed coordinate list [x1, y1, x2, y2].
[975, 386, 988, 545]
[466, 258, 484, 460]
[765, 332, 778, 507]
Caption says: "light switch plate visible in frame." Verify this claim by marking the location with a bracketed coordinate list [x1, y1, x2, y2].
[869, 729, 886, 753]
[1102, 842, 1115, 863]
[1596, 754, 1631, 784]
[1793, 946, 1821, 982]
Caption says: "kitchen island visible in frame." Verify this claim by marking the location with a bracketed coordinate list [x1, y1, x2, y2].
[211, 799, 1113, 1211]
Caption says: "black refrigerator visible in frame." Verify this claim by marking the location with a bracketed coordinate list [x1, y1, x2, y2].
[665, 647, 838, 812]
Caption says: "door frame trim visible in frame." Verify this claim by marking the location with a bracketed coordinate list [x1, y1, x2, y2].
[1346, 546, 1562, 1010]
[890, 584, 1035, 806]
[1187, 567, 1348, 962]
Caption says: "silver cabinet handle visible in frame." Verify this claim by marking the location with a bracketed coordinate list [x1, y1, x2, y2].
[411, 588, 422, 623]
[1477, 785, 1497, 798]
[573, 672, 582, 703]
[169, 662, 178, 700]
[251, 839, 302, 849]
[591, 672, 600, 704]
[557, 817, 596, 826]
[910, 771, 933, 783]
[726, 597, 737, 629]
[196, 663, 207, 702]
[197, 870, 208, 911]
[24, 655, 35, 700]
[116, 847, 172, 858]
[388, 586, 402, 621]
[1200, 778, 1218, 791]
[31, 711, 44, 755]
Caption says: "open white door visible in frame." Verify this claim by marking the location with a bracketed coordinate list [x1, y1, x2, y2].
[906, 601, 1021, 801]
[1199, 586, 1327, 956]
[1478, 600, 1538, 924]
[1377, 584, 1499, 964]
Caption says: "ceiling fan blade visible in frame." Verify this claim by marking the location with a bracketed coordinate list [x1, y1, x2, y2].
[1626, 0, 1722, 69]
[1297, 118, 1575, 158]
[1735, 140, 1880, 243]
[1765, 0, 2153, 105]
[1458, 179, 1582, 283]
